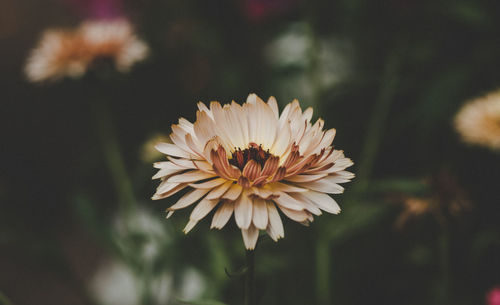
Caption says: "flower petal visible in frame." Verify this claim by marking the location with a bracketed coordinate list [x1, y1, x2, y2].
[234, 191, 253, 229]
[211, 201, 234, 229]
[252, 198, 268, 230]
[241, 225, 259, 250]
[167, 170, 216, 183]
[222, 183, 243, 201]
[301, 191, 341, 214]
[266, 201, 284, 241]
[273, 191, 305, 211]
[206, 180, 234, 200]
[167, 188, 210, 210]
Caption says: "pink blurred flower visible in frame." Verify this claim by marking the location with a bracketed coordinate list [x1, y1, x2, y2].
[487, 286, 500, 305]
[61, 0, 124, 19]
[243, 0, 300, 23]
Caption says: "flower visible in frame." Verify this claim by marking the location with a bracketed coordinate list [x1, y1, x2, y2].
[394, 170, 470, 229]
[454, 90, 500, 150]
[487, 286, 500, 305]
[152, 94, 354, 250]
[25, 19, 149, 82]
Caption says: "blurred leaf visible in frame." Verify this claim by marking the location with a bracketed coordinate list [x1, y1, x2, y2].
[366, 178, 428, 194]
[0, 291, 14, 305]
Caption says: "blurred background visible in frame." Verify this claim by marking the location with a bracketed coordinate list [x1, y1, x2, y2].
[1, 0, 500, 304]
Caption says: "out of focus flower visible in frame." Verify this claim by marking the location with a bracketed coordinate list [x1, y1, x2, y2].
[152, 94, 354, 249]
[265, 22, 353, 105]
[487, 286, 500, 305]
[395, 170, 470, 228]
[243, 0, 300, 23]
[25, 19, 149, 82]
[454, 90, 500, 150]
[140, 133, 171, 163]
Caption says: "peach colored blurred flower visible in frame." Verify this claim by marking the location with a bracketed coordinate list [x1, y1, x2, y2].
[25, 19, 148, 82]
[454, 90, 500, 151]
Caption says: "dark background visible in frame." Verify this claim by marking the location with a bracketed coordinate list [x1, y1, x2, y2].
[1, 0, 500, 304]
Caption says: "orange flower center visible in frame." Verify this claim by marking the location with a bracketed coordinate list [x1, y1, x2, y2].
[229, 142, 274, 171]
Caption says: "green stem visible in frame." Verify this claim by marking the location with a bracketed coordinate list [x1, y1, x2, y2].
[356, 53, 400, 187]
[244, 250, 255, 305]
[315, 237, 331, 305]
[438, 226, 451, 305]
[91, 100, 136, 217]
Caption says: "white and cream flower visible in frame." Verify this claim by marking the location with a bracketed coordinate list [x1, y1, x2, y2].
[152, 94, 354, 249]
[25, 19, 149, 82]
[454, 89, 500, 150]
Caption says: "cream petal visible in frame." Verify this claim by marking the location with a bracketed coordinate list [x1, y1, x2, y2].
[166, 210, 174, 218]
[178, 117, 194, 133]
[298, 179, 345, 194]
[301, 107, 313, 123]
[184, 133, 205, 159]
[183, 219, 198, 234]
[211, 201, 234, 229]
[271, 122, 291, 158]
[277, 205, 310, 222]
[289, 192, 322, 215]
[273, 191, 305, 211]
[252, 198, 268, 230]
[166, 157, 197, 169]
[155, 143, 192, 159]
[170, 125, 198, 157]
[197, 101, 212, 118]
[284, 174, 328, 183]
[301, 191, 341, 214]
[328, 158, 354, 172]
[266, 201, 284, 241]
[152, 167, 186, 180]
[153, 161, 185, 169]
[210, 101, 236, 150]
[190, 177, 227, 189]
[234, 191, 252, 229]
[152, 183, 189, 199]
[221, 183, 243, 201]
[267, 96, 279, 119]
[167, 170, 216, 183]
[325, 171, 355, 184]
[190, 198, 219, 221]
[267, 182, 307, 193]
[241, 225, 259, 250]
[167, 188, 210, 210]
[156, 180, 181, 194]
[206, 181, 234, 200]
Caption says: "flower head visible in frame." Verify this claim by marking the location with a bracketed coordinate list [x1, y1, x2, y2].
[488, 286, 500, 305]
[25, 19, 149, 82]
[152, 94, 354, 249]
[454, 90, 500, 150]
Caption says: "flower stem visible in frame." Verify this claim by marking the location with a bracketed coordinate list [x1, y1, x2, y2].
[315, 236, 331, 305]
[91, 99, 136, 217]
[356, 52, 400, 187]
[244, 249, 256, 305]
[438, 225, 451, 305]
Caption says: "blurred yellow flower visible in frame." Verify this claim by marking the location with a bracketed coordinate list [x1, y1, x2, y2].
[454, 90, 500, 150]
[152, 94, 354, 249]
[140, 133, 171, 163]
[25, 19, 149, 82]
